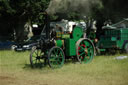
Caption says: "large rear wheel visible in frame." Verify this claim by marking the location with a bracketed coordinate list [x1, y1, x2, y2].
[48, 46, 65, 68]
[76, 38, 95, 63]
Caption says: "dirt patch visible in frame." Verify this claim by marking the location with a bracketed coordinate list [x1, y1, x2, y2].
[0, 76, 14, 80]
[0, 75, 16, 85]
[0, 75, 49, 85]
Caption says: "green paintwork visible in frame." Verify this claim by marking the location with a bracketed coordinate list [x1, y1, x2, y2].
[48, 46, 65, 68]
[111, 37, 117, 41]
[98, 28, 128, 50]
[58, 26, 85, 57]
[65, 39, 76, 56]
[99, 49, 106, 52]
[62, 34, 70, 39]
[73, 26, 83, 41]
[56, 40, 63, 47]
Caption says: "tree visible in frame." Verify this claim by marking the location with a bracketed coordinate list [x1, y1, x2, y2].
[0, 0, 50, 41]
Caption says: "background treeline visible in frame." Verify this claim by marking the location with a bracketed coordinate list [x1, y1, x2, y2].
[0, 0, 50, 41]
[0, 0, 128, 41]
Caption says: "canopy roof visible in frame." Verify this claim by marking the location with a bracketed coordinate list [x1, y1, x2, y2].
[102, 18, 128, 29]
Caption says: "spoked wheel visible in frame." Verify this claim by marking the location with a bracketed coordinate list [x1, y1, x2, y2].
[30, 46, 45, 68]
[48, 46, 65, 68]
[76, 38, 95, 63]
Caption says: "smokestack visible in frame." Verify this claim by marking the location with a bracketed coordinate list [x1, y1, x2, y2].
[44, 12, 50, 39]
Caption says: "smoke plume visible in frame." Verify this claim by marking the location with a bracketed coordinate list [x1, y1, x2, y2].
[47, 0, 101, 15]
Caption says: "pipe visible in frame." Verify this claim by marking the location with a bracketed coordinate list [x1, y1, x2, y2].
[44, 12, 50, 39]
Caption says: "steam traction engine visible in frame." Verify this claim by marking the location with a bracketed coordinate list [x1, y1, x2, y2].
[30, 18, 95, 68]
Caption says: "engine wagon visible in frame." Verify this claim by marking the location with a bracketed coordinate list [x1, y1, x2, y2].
[29, 15, 95, 68]
[98, 18, 128, 53]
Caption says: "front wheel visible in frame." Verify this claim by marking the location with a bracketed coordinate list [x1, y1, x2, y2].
[48, 46, 65, 68]
[30, 46, 45, 68]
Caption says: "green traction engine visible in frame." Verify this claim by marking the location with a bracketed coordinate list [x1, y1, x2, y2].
[30, 20, 95, 68]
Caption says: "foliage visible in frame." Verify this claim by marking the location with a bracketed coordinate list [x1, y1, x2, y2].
[0, 0, 128, 41]
[67, 12, 81, 21]
[0, 0, 50, 41]
[0, 0, 50, 21]
[101, 0, 128, 22]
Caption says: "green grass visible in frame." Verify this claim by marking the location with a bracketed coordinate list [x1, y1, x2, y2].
[0, 50, 128, 85]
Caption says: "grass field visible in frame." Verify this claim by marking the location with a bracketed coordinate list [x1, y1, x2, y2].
[0, 50, 128, 85]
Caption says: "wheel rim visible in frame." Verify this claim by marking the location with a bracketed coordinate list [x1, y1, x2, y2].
[48, 46, 65, 68]
[77, 39, 94, 63]
[30, 46, 45, 67]
[125, 43, 128, 53]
